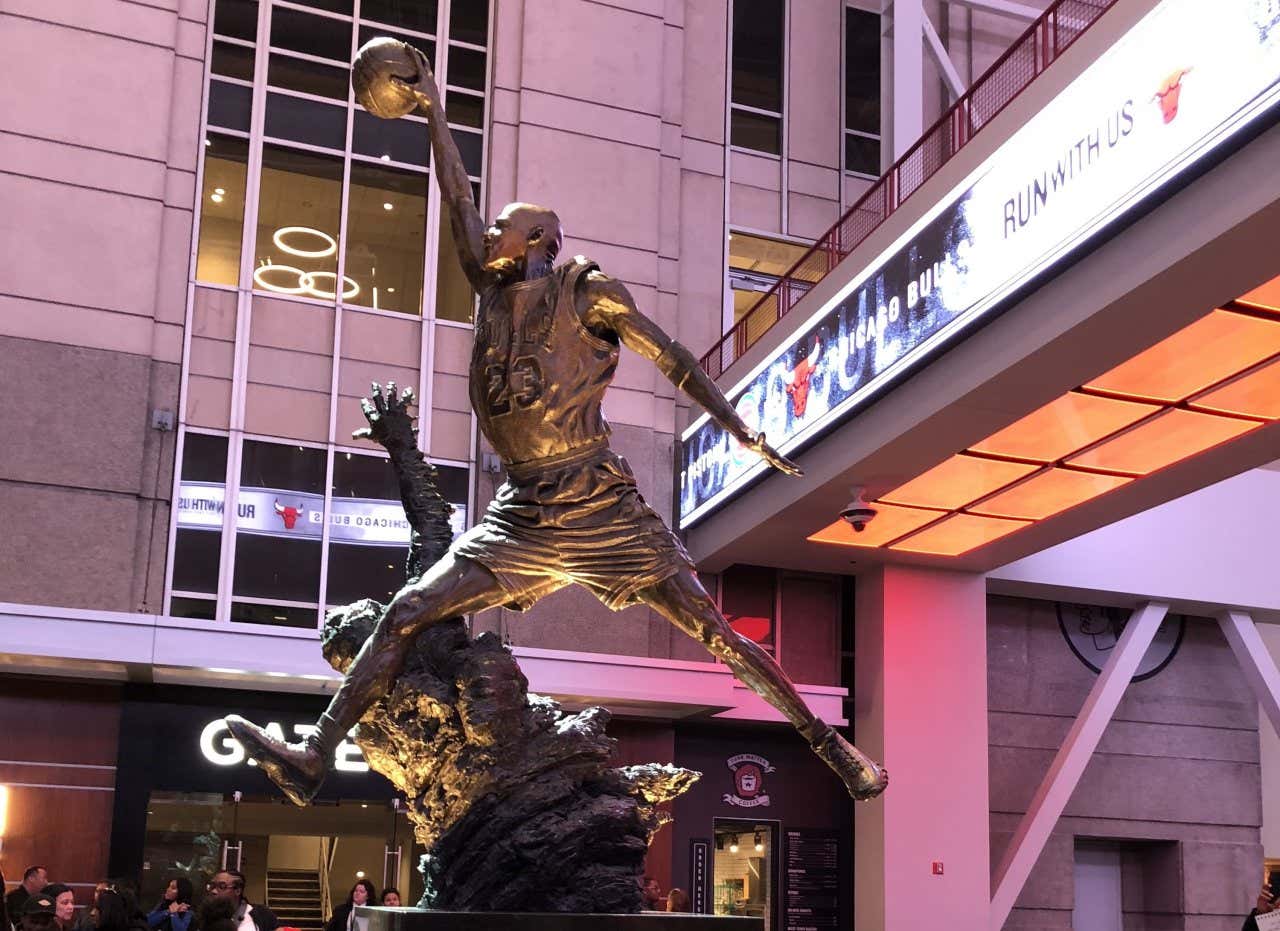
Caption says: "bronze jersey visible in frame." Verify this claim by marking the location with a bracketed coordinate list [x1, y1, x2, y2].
[469, 257, 619, 465]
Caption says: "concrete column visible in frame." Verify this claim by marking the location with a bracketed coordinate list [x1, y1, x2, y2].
[889, 0, 924, 158]
[854, 564, 989, 931]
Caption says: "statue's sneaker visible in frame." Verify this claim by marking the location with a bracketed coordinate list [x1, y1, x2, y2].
[811, 727, 888, 801]
[226, 715, 326, 807]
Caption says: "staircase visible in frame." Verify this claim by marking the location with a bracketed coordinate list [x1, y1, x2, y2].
[266, 869, 325, 931]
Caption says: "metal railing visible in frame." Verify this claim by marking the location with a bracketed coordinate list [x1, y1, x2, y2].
[700, 0, 1118, 378]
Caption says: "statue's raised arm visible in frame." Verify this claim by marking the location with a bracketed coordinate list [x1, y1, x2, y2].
[353, 39, 489, 291]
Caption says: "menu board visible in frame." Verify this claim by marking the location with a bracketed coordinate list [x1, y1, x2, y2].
[784, 829, 840, 931]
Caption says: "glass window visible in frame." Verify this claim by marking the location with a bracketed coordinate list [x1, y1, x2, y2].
[435, 200, 474, 323]
[721, 564, 776, 654]
[451, 127, 483, 176]
[232, 441, 326, 606]
[172, 433, 229, 595]
[196, 134, 250, 286]
[845, 7, 882, 175]
[728, 232, 807, 324]
[358, 26, 435, 64]
[326, 453, 409, 605]
[212, 41, 255, 82]
[344, 161, 429, 314]
[264, 92, 348, 149]
[445, 91, 484, 129]
[449, 3, 486, 45]
[213, 0, 258, 41]
[288, 0, 353, 15]
[446, 45, 486, 92]
[270, 7, 353, 62]
[731, 0, 784, 112]
[729, 110, 780, 155]
[207, 81, 253, 132]
[268, 53, 350, 100]
[713, 820, 776, 928]
[360, 0, 438, 35]
[230, 601, 318, 626]
[253, 145, 344, 298]
[352, 109, 430, 166]
[170, 596, 217, 620]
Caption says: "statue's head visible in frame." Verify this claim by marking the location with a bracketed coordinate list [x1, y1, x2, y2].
[483, 202, 562, 281]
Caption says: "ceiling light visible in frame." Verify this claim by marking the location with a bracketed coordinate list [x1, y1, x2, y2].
[383, 202, 394, 211]
[273, 225, 338, 258]
[302, 270, 360, 300]
[968, 469, 1132, 520]
[880, 455, 1039, 510]
[253, 263, 310, 294]
[380, 154, 391, 161]
[204, 138, 212, 147]
[214, 187, 225, 195]
[1065, 408, 1261, 475]
[386, 287, 395, 293]
[890, 512, 1030, 556]
[1084, 309, 1280, 402]
[970, 392, 1160, 462]
[754, 832, 763, 852]
[729, 835, 739, 854]
[210, 193, 224, 203]
[1188, 358, 1280, 420]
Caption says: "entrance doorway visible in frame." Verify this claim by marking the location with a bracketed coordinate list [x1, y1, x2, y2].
[712, 819, 778, 930]
[141, 792, 419, 929]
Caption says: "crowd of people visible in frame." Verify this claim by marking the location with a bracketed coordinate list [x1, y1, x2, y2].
[0, 866, 683, 929]
[0, 868, 296, 931]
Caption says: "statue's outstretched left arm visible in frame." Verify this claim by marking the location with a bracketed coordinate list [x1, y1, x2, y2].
[581, 271, 801, 476]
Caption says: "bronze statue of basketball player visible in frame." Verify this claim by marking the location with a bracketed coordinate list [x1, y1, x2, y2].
[226, 45, 888, 804]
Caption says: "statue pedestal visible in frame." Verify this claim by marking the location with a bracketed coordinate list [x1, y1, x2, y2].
[359, 908, 763, 931]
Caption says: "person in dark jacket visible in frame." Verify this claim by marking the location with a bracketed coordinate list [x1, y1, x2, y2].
[377, 889, 399, 908]
[146, 880, 193, 931]
[1244, 883, 1277, 931]
[206, 872, 276, 931]
[7, 868, 48, 923]
[324, 880, 376, 931]
[95, 892, 146, 931]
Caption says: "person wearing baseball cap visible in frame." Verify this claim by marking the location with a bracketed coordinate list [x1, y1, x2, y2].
[21, 892, 58, 931]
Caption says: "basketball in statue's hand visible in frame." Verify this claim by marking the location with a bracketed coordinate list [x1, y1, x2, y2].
[352, 37, 422, 120]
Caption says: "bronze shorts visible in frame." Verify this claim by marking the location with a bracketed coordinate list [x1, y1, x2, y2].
[451, 445, 692, 611]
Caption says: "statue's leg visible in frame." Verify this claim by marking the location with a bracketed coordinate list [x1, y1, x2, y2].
[226, 552, 509, 806]
[638, 568, 887, 800]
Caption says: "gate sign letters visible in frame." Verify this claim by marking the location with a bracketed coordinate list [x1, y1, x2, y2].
[679, 0, 1280, 527]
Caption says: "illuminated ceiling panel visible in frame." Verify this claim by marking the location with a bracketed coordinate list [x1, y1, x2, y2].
[890, 513, 1030, 556]
[1065, 409, 1261, 475]
[1084, 310, 1280, 402]
[879, 455, 1039, 510]
[969, 469, 1132, 520]
[1189, 359, 1280, 420]
[1238, 276, 1280, 314]
[807, 503, 944, 548]
[970, 392, 1160, 462]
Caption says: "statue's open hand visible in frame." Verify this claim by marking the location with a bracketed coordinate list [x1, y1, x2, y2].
[354, 382, 418, 452]
[391, 44, 439, 108]
[747, 432, 802, 477]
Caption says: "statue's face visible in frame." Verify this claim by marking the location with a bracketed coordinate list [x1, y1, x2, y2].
[482, 204, 558, 277]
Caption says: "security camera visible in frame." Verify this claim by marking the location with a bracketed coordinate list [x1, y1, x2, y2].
[839, 486, 877, 533]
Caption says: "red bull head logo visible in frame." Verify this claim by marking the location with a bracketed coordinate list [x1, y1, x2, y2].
[273, 499, 305, 529]
[785, 335, 823, 419]
[1153, 67, 1192, 123]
